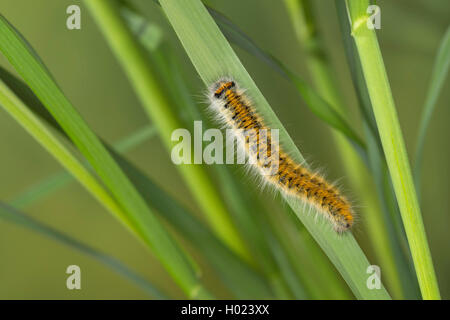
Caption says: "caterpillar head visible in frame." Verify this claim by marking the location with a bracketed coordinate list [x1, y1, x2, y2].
[211, 79, 236, 99]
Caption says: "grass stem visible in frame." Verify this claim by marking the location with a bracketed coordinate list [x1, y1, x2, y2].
[345, 0, 440, 299]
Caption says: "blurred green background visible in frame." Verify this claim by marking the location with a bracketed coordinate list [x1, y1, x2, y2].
[0, 0, 448, 299]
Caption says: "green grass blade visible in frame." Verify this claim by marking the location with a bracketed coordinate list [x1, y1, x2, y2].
[414, 26, 450, 191]
[0, 13, 211, 299]
[114, 125, 157, 153]
[84, 0, 250, 263]
[11, 173, 73, 209]
[345, 0, 440, 300]
[0, 202, 168, 299]
[158, 0, 390, 299]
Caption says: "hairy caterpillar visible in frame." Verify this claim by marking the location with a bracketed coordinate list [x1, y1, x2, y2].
[208, 78, 354, 232]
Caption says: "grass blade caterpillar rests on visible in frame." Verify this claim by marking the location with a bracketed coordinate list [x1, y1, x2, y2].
[208, 78, 354, 233]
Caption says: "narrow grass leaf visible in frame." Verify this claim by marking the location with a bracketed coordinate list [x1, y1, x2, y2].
[414, 26, 450, 190]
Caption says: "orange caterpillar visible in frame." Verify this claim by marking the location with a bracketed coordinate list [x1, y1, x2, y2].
[209, 78, 354, 232]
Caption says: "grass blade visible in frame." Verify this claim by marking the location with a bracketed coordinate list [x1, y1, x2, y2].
[345, 0, 440, 299]
[158, 0, 390, 299]
[414, 26, 450, 190]
[0, 202, 168, 299]
[0, 13, 211, 299]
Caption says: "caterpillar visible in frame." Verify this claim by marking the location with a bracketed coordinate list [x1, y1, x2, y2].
[208, 78, 354, 233]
